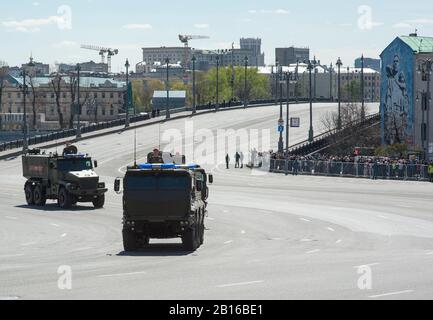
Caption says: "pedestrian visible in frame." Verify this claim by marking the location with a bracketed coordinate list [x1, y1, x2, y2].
[235, 152, 240, 168]
[240, 151, 244, 168]
[157, 109, 161, 117]
[292, 158, 299, 176]
[225, 154, 230, 169]
[428, 162, 433, 182]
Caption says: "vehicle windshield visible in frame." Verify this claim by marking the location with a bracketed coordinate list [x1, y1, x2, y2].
[125, 175, 191, 191]
[57, 158, 93, 172]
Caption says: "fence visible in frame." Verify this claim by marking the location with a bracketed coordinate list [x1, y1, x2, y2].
[270, 159, 431, 182]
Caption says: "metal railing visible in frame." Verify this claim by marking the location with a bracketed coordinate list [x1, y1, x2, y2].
[270, 159, 431, 182]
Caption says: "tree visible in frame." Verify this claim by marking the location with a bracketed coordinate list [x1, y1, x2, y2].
[50, 74, 65, 128]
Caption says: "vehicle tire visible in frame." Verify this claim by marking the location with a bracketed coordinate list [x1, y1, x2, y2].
[199, 214, 205, 246]
[33, 184, 46, 206]
[92, 195, 105, 209]
[25, 183, 35, 206]
[123, 229, 138, 251]
[71, 197, 78, 206]
[182, 226, 198, 252]
[58, 187, 72, 209]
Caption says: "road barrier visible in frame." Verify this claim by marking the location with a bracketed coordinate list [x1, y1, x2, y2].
[270, 159, 431, 182]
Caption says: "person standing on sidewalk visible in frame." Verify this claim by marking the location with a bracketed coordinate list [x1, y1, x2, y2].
[428, 162, 433, 182]
[225, 154, 230, 169]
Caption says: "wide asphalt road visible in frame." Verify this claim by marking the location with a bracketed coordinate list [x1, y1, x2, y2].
[5, 102, 433, 300]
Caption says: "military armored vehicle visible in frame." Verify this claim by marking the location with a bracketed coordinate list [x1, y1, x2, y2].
[22, 147, 107, 209]
[114, 152, 213, 252]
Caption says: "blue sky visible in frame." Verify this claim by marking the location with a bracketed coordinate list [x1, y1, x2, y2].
[1, 0, 433, 72]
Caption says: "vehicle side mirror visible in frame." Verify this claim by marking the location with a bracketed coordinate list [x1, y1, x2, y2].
[208, 174, 214, 184]
[114, 178, 121, 193]
[94, 160, 98, 168]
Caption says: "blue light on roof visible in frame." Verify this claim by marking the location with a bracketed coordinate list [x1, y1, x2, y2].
[137, 163, 199, 170]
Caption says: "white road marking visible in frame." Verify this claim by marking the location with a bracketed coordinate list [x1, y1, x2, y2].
[207, 217, 215, 221]
[217, 280, 264, 288]
[50, 223, 60, 227]
[241, 230, 246, 234]
[306, 249, 321, 254]
[21, 242, 37, 247]
[0, 254, 24, 259]
[223, 210, 229, 213]
[353, 263, 380, 269]
[425, 251, 433, 256]
[378, 215, 390, 220]
[98, 271, 147, 278]
[61, 233, 67, 238]
[369, 290, 414, 299]
[300, 239, 313, 242]
[335, 239, 342, 244]
[300, 218, 311, 222]
[224, 240, 233, 245]
[5, 216, 18, 220]
[327, 227, 335, 232]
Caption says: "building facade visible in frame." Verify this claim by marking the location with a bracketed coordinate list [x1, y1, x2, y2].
[275, 47, 310, 66]
[142, 47, 186, 67]
[0, 76, 125, 130]
[355, 57, 381, 72]
[240, 38, 265, 67]
[380, 33, 433, 159]
[58, 61, 109, 74]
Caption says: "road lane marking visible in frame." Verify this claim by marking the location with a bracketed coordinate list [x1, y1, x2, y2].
[353, 263, 380, 269]
[50, 223, 60, 227]
[5, 216, 18, 220]
[224, 240, 233, 245]
[61, 233, 67, 238]
[425, 251, 433, 256]
[336, 239, 342, 244]
[98, 271, 147, 278]
[300, 239, 313, 242]
[327, 227, 335, 232]
[0, 254, 24, 259]
[217, 280, 264, 288]
[300, 218, 311, 222]
[21, 242, 37, 247]
[369, 290, 414, 299]
[306, 249, 321, 254]
[207, 217, 215, 221]
[241, 230, 246, 234]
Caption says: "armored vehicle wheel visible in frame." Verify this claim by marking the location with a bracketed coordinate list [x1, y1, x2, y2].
[58, 187, 72, 209]
[182, 225, 198, 251]
[25, 183, 35, 206]
[92, 195, 105, 209]
[199, 215, 205, 246]
[123, 229, 138, 251]
[71, 197, 78, 206]
[33, 184, 46, 206]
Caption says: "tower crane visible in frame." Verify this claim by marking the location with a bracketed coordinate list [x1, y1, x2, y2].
[178, 35, 209, 82]
[80, 45, 119, 73]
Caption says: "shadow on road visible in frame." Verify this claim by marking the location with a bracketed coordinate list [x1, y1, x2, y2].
[15, 204, 96, 212]
[116, 244, 193, 257]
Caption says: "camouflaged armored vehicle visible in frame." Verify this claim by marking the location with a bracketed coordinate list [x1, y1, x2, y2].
[22, 147, 107, 209]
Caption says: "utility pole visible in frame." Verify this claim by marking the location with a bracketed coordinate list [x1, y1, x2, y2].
[278, 64, 284, 153]
[216, 54, 219, 112]
[329, 63, 333, 101]
[244, 56, 248, 108]
[231, 42, 235, 102]
[285, 72, 291, 175]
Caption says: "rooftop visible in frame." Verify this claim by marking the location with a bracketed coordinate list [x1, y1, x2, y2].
[10, 76, 125, 88]
[399, 35, 433, 54]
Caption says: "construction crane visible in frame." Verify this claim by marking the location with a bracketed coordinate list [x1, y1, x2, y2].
[80, 45, 119, 73]
[178, 35, 209, 82]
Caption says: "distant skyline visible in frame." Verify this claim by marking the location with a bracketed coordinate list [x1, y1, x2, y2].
[1, 0, 433, 72]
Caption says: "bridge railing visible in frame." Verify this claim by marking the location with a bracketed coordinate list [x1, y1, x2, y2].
[0, 98, 320, 153]
[270, 159, 430, 182]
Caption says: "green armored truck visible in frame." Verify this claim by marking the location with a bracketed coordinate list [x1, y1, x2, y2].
[114, 153, 213, 252]
[22, 148, 108, 209]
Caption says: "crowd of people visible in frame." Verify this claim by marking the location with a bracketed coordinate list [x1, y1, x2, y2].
[270, 151, 433, 182]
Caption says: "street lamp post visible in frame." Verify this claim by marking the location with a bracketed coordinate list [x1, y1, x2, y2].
[336, 57, 343, 130]
[216, 54, 219, 112]
[329, 63, 333, 101]
[244, 56, 248, 108]
[231, 43, 235, 102]
[192, 55, 196, 115]
[313, 56, 318, 102]
[307, 60, 314, 142]
[21, 58, 35, 152]
[76, 63, 82, 138]
[278, 64, 284, 153]
[275, 61, 279, 104]
[124, 59, 130, 127]
[361, 54, 366, 120]
[165, 58, 170, 119]
[285, 72, 292, 175]
[418, 58, 433, 160]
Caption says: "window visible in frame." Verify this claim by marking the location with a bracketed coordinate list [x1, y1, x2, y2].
[102, 92, 106, 99]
